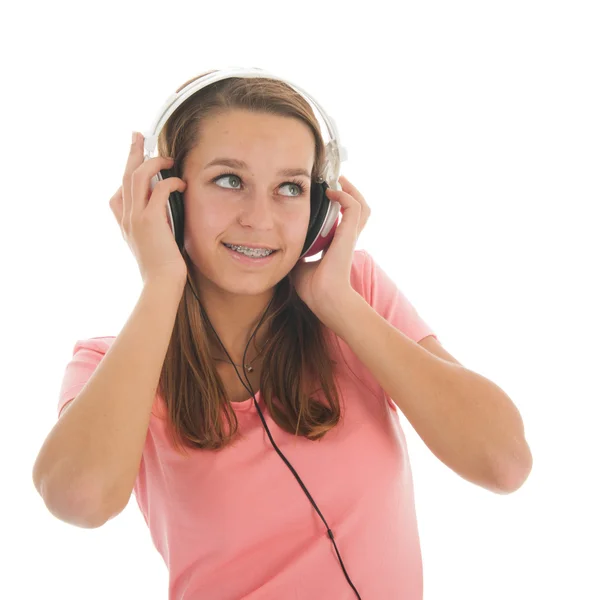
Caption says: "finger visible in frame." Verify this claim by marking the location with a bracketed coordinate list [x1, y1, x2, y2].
[324, 188, 361, 258]
[146, 176, 187, 218]
[338, 175, 370, 234]
[327, 187, 361, 228]
[123, 133, 173, 216]
[339, 175, 370, 212]
[109, 186, 124, 224]
[124, 132, 143, 177]
[122, 133, 145, 225]
[130, 155, 174, 218]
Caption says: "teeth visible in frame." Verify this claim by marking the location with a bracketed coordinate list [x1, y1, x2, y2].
[225, 244, 274, 257]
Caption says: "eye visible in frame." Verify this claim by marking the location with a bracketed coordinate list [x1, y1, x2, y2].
[213, 173, 242, 190]
[212, 172, 307, 197]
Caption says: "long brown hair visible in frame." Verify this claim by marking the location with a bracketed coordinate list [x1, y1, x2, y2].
[155, 70, 344, 454]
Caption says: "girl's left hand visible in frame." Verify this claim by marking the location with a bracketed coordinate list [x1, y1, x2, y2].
[290, 174, 370, 326]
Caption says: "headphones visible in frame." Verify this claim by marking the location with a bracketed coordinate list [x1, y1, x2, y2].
[143, 67, 348, 259]
[141, 68, 362, 599]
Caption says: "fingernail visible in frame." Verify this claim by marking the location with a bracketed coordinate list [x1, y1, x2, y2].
[132, 131, 138, 144]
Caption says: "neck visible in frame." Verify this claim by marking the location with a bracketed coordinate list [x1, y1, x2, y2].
[210, 332, 269, 366]
[194, 282, 276, 365]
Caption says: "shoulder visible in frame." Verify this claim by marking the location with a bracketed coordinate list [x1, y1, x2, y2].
[349, 249, 372, 295]
[349, 248, 392, 305]
[70, 335, 116, 357]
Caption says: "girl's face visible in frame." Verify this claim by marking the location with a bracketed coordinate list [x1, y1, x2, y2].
[181, 109, 315, 299]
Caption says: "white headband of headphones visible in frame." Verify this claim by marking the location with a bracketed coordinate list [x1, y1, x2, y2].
[142, 66, 348, 192]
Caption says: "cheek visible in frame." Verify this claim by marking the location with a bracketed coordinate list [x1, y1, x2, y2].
[289, 204, 312, 234]
[184, 198, 226, 236]
[278, 204, 312, 248]
[294, 218, 311, 244]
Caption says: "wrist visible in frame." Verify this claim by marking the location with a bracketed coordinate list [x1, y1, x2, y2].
[319, 290, 364, 335]
[143, 272, 187, 297]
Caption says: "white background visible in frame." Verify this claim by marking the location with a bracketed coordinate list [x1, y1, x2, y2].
[3, 0, 598, 598]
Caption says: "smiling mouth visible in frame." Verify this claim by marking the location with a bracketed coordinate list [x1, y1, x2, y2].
[223, 242, 278, 251]
[222, 243, 279, 257]
[222, 242, 277, 254]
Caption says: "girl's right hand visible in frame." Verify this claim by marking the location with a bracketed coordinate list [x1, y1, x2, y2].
[109, 132, 189, 286]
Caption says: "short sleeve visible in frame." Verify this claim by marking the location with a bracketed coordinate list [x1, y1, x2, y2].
[356, 250, 438, 344]
[57, 337, 112, 418]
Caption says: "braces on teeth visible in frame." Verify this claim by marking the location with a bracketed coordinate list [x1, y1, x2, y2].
[225, 244, 274, 257]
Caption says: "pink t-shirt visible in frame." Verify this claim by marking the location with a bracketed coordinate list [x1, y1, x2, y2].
[57, 249, 437, 600]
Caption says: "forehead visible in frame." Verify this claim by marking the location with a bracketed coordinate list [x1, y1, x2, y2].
[188, 110, 315, 165]
[201, 108, 311, 135]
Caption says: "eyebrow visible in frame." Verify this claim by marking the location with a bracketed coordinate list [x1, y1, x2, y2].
[204, 158, 311, 179]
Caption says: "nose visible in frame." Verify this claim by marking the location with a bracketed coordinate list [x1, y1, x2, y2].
[238, 192, 276, 229]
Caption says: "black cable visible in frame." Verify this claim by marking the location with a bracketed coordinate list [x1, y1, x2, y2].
[186, 280, 362, 599]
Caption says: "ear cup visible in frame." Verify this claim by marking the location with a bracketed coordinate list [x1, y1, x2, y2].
[301, 180, 330, 256]
[159, 168, 186, 251]
[169, 189, 185, 251]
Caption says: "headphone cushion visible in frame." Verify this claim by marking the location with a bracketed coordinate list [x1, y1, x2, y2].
[169, 190, 185, 250]
[159, 168, 185, 250]
[301, 180, 330, 256]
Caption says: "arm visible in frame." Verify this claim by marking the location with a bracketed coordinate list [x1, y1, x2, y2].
[327, 292, 532, 494]
[32, 275, 186, 527]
